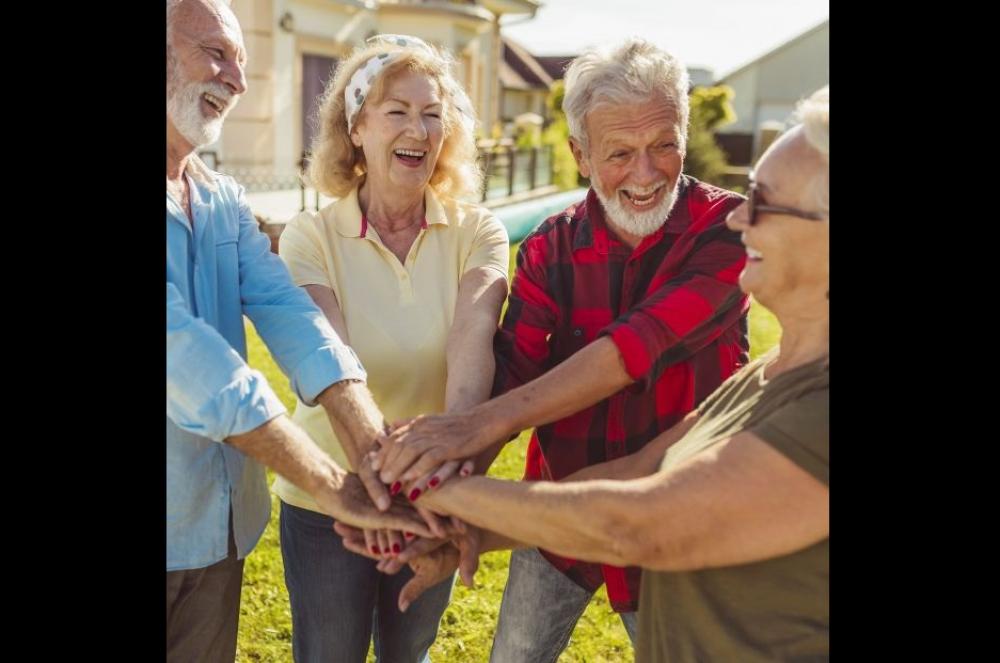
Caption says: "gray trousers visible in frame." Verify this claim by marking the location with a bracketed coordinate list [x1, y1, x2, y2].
[166, 516, 245, 663]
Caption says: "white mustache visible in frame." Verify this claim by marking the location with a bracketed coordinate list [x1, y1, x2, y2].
[620, 181, 667, 196]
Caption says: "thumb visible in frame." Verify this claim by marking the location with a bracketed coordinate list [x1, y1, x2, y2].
[397, 570, 433, 613]
[456, 537, 480, 588]
[358, 466, 391, 511]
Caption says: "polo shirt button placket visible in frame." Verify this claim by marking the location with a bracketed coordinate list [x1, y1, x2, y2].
[399, 271, 414, 303]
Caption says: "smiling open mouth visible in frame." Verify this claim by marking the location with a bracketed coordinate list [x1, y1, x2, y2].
[203, 92, 227, 115]
[620, 183, 665, 208]
[394, 148, 427, 165]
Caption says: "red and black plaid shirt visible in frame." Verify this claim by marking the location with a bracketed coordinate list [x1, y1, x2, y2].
[493, 176, 750, 612]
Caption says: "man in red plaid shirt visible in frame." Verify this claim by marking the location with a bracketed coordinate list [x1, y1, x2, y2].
[373, 38, 749, 659]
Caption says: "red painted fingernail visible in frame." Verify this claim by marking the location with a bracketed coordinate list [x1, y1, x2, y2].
[404, 532, 414, 539]
[392, 543, 401, 553]
[371, 546, 379, 554]
[429, 477, 440, 488]
[390, 481, 402, 495]
[408, 488, 421, 501]
[460, 468, 471, 477]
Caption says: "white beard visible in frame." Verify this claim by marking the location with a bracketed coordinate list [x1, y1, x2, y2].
[167, 73, 233, 149]
[591, 170, 679, 238]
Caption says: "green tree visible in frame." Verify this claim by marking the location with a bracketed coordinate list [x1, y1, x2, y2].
[684, 85, 737, 188]
[541, 80, 580, 190]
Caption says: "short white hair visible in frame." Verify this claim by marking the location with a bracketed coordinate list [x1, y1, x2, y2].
[166, 1, 180, 45]
[167, 0, 231, 45]
[562, 38, 690, 153]
[794, 85, 829, 218]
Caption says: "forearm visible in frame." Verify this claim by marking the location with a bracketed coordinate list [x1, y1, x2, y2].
[316, 379, 385, 467]
[227, 414, 345, 499]
[445, 323, 497, 414]
[444, 324, 503, 474]
[477, 527, 525, 553]
[446, 268, 507, 415]
[428, 432, 831, 573]
[371, 334, 630, 485]
[473, 337, 633, 443]
[419, 475, 642, 566]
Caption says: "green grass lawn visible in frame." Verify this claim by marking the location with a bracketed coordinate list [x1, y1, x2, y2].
[237, 255, 781, 661]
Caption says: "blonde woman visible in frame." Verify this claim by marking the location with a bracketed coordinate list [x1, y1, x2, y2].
[273, 35, 509, 662]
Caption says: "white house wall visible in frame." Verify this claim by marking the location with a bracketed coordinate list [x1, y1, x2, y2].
[755, 24, 828, 107]
[718, 22, 828, 137]
[722, 68, 758, 135]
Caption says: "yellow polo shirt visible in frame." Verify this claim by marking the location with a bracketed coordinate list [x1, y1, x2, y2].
[272, 186, 509, 513]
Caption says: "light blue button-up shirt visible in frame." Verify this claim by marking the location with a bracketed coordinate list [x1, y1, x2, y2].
[167, 167, 366, 572]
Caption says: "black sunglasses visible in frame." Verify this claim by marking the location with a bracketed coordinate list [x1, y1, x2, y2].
[746, 181, 825, 226]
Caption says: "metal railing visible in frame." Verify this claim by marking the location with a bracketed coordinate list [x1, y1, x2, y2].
[200, 142, 556, 212]
[477, 143, 554, 202]
[198, 151, 303, 192]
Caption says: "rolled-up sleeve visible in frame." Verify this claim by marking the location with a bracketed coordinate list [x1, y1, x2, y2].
[233, 189, 366, 405]
[599, 201, 748, 389]
[167, 282, 286, 440]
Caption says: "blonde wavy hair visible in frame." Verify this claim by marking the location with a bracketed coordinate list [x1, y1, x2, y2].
[307, 42, 482, 201]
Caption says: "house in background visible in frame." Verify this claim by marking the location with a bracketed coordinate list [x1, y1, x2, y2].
[498, 35, 553, 124]
[713, 19, 828, 166]
[687, 66, 715, 88]
[212, 0, 541, 186]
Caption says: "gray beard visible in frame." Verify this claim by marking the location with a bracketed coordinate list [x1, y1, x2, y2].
[167, 77, 232, 148]
[591, 171, 679, 238]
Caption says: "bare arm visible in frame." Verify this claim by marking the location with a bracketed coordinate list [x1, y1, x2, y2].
[396, 267, 508, 500]
[360, 411, 701, 585]
[376, 336, 633, 484]
[226, 415, 432, 537]
[418, 431, 828, 571]
[444, 267, 508, 414]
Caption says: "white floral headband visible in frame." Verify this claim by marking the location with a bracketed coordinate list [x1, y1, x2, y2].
[345, 34, 475, 134]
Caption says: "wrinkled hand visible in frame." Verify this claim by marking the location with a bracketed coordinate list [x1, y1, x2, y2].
[316, 472, 433, 539]
[355, 450, 392, 511]
[372, 412, 494, 486]
[398, 543, 461, 612]
[354, 433, 456, 551]
[334, 521, 482, 612]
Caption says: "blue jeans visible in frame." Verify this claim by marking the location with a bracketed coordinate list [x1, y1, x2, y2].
[490, 547, 637, 663]
[279, 501, 454, 663]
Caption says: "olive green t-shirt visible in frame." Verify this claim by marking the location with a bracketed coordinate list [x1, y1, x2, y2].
[637, 349, 829, 662]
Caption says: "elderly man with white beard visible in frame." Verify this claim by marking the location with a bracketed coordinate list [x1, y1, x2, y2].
[165, 2, 435, 661]
[370, 38, 751, 661]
